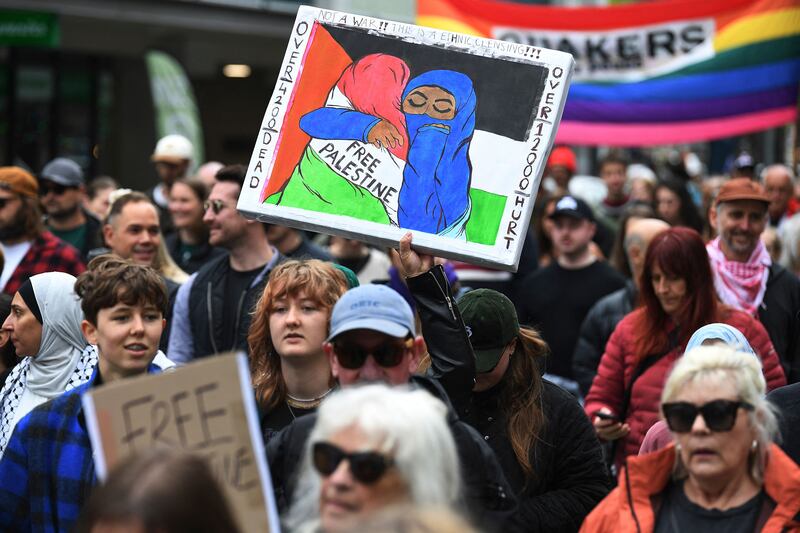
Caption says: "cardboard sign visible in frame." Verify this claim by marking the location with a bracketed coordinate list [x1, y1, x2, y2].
[82, 354, 280, 533]
[237, 6, 574, 271]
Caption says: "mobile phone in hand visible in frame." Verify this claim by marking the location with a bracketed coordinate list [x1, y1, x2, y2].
[595, 411, 619, 422]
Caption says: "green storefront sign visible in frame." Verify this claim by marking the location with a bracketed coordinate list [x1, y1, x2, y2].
[0, 10, 59, 48]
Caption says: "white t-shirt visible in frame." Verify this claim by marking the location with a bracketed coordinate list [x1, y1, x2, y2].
[0, 240, 32, 292]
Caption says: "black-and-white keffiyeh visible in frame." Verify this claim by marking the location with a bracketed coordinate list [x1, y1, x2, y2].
[0, 357, 32, 456]
[0, 344, 96, 455]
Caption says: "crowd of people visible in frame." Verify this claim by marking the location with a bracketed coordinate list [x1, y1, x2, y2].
[0, 134, 798, 532]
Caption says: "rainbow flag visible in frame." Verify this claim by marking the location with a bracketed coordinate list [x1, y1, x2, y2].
[418, 0, 800, 146]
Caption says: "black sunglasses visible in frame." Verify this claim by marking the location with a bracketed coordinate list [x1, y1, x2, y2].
[332, 338, 412, 370]
[203, 199, 227, 214]
[662, 399, 754, 433]
[313, 442, 394, 484]
[39, 182, 75, 196]
[0, 197, 14, 209]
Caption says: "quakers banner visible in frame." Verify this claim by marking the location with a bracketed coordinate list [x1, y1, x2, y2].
[238, 6, 573, 270]
[418, 0, 800, 146]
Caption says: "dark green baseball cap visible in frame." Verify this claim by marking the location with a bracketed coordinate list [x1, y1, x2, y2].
[332, 264, 360, 289]
[457, 289, 520, 373]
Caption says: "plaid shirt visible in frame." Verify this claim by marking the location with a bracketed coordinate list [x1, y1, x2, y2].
[0, 365, 160, 533]
[3, 231, 86, 295]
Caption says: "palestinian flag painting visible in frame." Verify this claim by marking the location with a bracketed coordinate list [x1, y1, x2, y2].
[240, 7, 573, 270]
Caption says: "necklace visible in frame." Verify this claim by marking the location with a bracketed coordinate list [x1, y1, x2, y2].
[286, 387, 334, 410]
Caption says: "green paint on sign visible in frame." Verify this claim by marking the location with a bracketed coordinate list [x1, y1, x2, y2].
[466, 188, 506, 246]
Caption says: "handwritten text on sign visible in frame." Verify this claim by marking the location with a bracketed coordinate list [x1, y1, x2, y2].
[83, 354, 277, 532]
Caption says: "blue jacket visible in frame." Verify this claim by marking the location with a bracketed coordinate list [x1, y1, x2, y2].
[0, 365, 160, 533]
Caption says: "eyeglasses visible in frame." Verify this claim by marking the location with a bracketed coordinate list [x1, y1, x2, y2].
[332, 338, 413, 369]
[312, 442, 394, 484]
[662, 399, 754, 433]
[39, 182, 76, 196]
[203, 199, 227, 214]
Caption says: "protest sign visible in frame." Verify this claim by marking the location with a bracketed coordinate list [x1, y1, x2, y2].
[82, 354, 279, 533]
[237, 6, 574, 271]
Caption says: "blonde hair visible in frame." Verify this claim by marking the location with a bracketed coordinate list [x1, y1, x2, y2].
[155, 239, 189, 284]
[661, 345, 779, 483]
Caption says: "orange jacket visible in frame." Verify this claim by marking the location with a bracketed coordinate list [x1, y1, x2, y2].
[580, 444, 800, 533]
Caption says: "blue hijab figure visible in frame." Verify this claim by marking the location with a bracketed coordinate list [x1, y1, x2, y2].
[399, 70, 476, 237]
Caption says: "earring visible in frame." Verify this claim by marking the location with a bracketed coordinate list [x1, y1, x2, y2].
[751, 439, 758, 452]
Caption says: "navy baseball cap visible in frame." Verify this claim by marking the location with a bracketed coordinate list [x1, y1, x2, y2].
[327, 284, 415, 341]
[548, 195, 595, 223]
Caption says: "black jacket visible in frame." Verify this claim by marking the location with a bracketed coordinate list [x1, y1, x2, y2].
[767, 382, 800, 465]
[164, 232, 227, 275]
[406, 265, 476, 418]
[81, 210, 105, 260]
[467, 380, 611, 532]
[760, 264, 800, 383]
[266, 376, 516, 532]
[188, 252, 282, 358]
[572, 280, 637, 396]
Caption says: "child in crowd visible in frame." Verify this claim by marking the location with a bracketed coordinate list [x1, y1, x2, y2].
[0, 255, 169, 532]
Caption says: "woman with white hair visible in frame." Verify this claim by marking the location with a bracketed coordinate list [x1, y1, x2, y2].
[287, 384, 462, 532]
[581, 346, 800, 532]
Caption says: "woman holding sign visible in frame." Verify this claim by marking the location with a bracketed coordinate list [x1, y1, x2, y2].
[248, 259, 348, 440]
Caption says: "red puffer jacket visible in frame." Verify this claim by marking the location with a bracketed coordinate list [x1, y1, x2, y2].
[584, 307, 786, 465]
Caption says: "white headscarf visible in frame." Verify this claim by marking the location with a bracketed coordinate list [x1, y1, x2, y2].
[25, 272, 87, 395]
